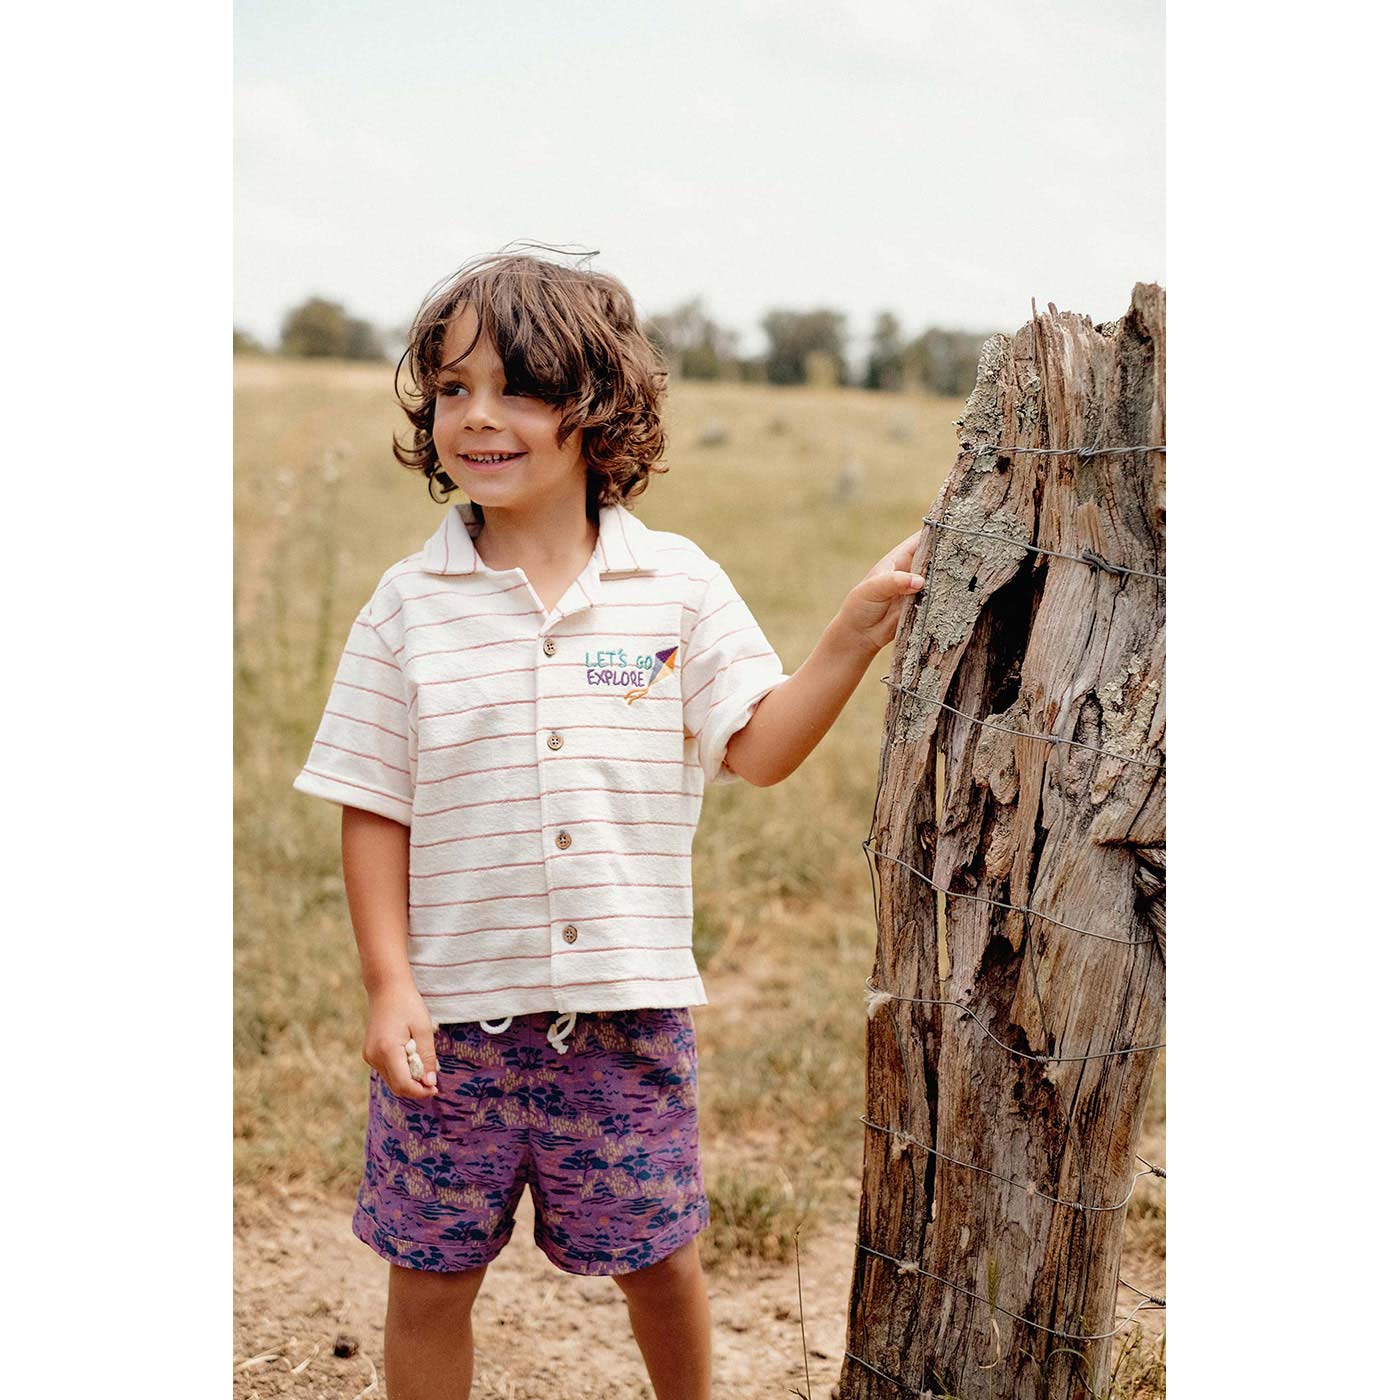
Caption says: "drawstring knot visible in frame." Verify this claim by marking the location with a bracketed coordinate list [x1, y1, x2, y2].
[477, 1011, 577, 1054]
[547, 1011, 577, 1054]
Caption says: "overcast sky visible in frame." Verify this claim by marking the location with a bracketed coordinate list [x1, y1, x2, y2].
[235, 0, 1163, 357]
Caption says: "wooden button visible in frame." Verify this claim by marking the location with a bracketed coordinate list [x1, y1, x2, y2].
[555, 831, 572, 849]
[546, 732, 563, 750]
[562, 925, 579, 943]
[543, 638, 557, 656]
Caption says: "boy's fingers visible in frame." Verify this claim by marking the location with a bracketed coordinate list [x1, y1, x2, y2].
[857, 572, 923, 609]
[375, 1041, 435, 1099]
[380, 1059, 433, 1099]
[409, 1021, 439, 1088]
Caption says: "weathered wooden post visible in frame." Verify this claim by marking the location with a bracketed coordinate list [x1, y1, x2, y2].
[840, 285, 1166, 1400]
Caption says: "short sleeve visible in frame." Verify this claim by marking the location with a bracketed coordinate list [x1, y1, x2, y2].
[291, 603, 415, 825]
[682, 565, 790, 787]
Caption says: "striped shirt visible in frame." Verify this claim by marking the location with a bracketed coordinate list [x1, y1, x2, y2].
[292, 500, 789, 1024]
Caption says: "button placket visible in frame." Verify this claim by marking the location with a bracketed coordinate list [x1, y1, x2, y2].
[537, 624, 579, 982]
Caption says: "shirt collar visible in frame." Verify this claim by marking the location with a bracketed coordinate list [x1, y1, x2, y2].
[421, 500, 660, 577]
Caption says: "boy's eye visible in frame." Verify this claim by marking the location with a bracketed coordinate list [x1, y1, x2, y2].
[437, 382, 540, 399]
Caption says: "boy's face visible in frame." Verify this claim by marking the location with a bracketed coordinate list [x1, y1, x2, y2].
[432, 305, 587, 508]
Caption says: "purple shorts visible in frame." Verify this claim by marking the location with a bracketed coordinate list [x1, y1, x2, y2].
[352, 1006, 710, 1276]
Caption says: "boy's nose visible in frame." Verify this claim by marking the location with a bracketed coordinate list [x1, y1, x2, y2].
[462, 400, 503, 429]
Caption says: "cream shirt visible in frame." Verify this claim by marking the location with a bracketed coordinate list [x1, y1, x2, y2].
[292, 501, 789, 1023]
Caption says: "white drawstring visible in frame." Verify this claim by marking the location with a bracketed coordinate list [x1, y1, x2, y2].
[476, 1011, 577, 1055]
[546, 1011, 577, 1055]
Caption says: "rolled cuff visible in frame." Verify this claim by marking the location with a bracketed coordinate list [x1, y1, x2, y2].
[697, 673, 789, 786]
[293, 767, 413, 827]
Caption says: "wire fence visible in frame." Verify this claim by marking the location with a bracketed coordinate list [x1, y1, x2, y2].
[810, 441, 1166, 1397]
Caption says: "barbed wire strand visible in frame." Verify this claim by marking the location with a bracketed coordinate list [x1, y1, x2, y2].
[859, 1115, 1164, 1212]
[974, 443, 1166, 459]
[951, 441, 1168, 587]
[921, 511, 1166, 583]
[878, 675, 1164, 772]
[1118, 1278, 1166, 1305]
[843, 1334, 1136, 1400]
[842, 1347, 932, 1396]
[843, 1319, 1155, 1400]
[864, 976, 1163, 1064]
[843, 1347, 946, 1397]
[861, 840, 1155, 947]
[858, 1244, 1164, 1339]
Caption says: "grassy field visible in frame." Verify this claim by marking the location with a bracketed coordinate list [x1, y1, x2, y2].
[233, 355, 1165, 1395]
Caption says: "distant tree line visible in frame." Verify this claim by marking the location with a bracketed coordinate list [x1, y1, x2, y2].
[237, 293, 990, 396]
[644, 299, 989, 397]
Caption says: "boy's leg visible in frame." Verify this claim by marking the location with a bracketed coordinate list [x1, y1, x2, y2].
[384, 1261, 490, 1400]
[612, 1237, 712, 1400]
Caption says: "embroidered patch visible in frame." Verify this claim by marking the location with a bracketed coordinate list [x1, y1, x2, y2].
[584, 645, 678, 703]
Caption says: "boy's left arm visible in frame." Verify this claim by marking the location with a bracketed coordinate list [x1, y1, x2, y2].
[724, 530, 926, 787]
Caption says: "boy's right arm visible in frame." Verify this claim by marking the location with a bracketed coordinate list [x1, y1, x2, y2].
[341, 805, 439, 1100]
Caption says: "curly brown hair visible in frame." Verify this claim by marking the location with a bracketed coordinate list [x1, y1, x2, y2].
[393, 247, 670, 516]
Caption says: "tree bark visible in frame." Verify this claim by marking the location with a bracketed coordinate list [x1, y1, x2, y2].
[839, 284, 1166, 1400]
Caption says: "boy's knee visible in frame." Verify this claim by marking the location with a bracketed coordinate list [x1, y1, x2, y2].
[388, 1260, 490, 1319]
[612, 1237, 701, 1294]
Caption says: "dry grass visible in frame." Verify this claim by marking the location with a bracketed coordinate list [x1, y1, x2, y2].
[234, 354, 1165, 1388]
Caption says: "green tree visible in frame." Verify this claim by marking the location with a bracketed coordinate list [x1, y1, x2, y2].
[643, 298, 742, 380]
[864, 310, 907, 391]
[905, 325, 988, 398]
[759, 308, 849, 386]
[279, 297, 385, 361]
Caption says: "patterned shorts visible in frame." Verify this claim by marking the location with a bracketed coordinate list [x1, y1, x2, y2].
[352, 1007, 710, 1276]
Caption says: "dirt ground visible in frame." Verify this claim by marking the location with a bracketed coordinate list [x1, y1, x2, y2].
[234, 1180, 1164, 1399]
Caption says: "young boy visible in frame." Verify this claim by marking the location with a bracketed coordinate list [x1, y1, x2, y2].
[293, 251, 923, 1400]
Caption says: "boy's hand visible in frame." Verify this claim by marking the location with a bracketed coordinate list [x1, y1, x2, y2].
[831, 529, 926, 656]
[363, 979, 440, 1099]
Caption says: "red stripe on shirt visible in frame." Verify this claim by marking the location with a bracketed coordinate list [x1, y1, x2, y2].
[415, 785, 700, 820]
[410, 912, 693, 937]
[411, 850, 690, 880]
[410, 816, 695, 849]
[298, 767, 409, 807]
[410, 943, 694, 971]
[417, 972, 700, 997]
[311, 739, 410, 776]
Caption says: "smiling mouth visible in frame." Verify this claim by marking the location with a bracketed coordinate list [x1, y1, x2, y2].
[461, 451, 525, 464]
